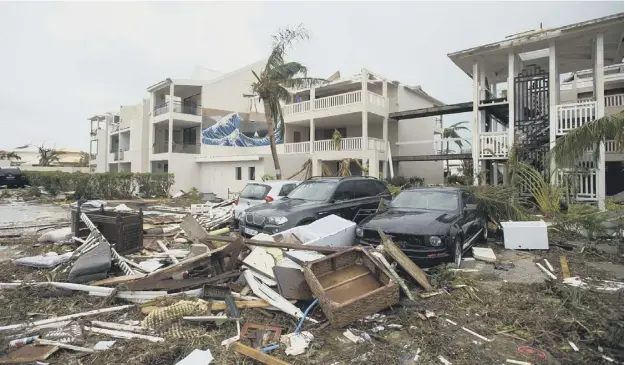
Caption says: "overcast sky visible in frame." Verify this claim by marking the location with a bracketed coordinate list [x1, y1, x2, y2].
[0, 1, 622, 151]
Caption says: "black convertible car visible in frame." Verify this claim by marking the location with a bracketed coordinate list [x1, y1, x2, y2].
[356, 187, 487, 267]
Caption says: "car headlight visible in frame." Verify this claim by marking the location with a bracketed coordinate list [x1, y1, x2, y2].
[266, 216, 288, 225]
[355, 227, 364, 238]
[429, 236, 442, 247]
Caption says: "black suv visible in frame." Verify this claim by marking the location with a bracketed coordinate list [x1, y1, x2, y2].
[238, 176, 392, 237]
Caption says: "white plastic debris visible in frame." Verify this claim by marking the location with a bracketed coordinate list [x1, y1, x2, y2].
[13, 252, 72, 268]
[388, 324, 403, 329]
[536, 263, 557, 280]
[506, 360, 531, 365]
[93, 341, 116, 350]
[71, 200, 106, 212]
[281, 331, 314, 356]
[563, 276, 624, 292]
[568, 341, 579, 352]
[114, 204, 132, 212]
[38, 227, 73, 243]
[371, 326, 385, 333]
[172, 191, 185, 199]
[471, 247, 497, 262]
[175, 349, 214, 365]
[343, 329, 370, 344]
[500, 220, 549, 250]
[438, 355, 452, 365]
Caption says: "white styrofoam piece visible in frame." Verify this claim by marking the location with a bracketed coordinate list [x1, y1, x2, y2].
[272, 214, 356, 248]
[93, 341, 116, 350]
[285, 250, 325, 263]
[471, 247, 497, 262]
[174, 349, 214, 365]
[138, 260, 164, 273]
[500, 221, 549, 250]
[243, 247, 277, 279]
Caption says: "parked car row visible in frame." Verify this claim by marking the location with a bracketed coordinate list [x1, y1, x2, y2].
[233, 176, 487, 267]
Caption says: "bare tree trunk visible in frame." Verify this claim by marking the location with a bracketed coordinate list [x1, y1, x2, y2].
[263, 99, 282, 179]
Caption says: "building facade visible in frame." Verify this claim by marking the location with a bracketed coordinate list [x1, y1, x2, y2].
[447, 13, 624, 209]
[89, 61, 445, 198]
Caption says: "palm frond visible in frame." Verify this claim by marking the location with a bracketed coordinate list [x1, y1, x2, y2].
[551, 111, 623, 167]
[280, 77, 327, 90]
[270, 62, 308, 81]
[447, 121, 469, 129]
[265, 25, 309, 71]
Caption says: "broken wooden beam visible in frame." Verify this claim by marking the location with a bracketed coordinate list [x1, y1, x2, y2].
[125, 270, 240, 291]
[233, 342, 292, 365]
[204, 234, 348, 254]
[378, 229, 434, 291]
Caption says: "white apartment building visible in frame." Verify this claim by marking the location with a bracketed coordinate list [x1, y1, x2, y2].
[444, 12, 624, 209]
[90, 60, 445, 198]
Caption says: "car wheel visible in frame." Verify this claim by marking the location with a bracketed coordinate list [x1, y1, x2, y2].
[478, 218, 488, 243]
[453, 236, 463, 268]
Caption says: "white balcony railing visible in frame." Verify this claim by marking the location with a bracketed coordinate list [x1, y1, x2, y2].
[368, 92, 386, 108]
[605, 140, 619, 153]
[479, 132, 509, 158]
[556, 101, 597, 135]
[367, 137, 386, 152]
[284, 101, 311, 115]
[313, 137, 362, 152]
[557, 169, 598, 202]
[314, 91, 362, 111]
[284, 141, 310, 154]
[606, 94, 624, 108]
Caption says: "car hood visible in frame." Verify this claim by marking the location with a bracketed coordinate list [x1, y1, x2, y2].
[243, 198, 323, 218]
[361, 208, 459, 236]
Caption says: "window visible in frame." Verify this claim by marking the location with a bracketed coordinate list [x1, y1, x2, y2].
[235, 167, 242, 180]
[278, 184, 296, 196]
[248, 166, 256, 180]
[240, 184, 270, 200]
[333, 181, 357, 201]
[390, 190, 458, 211]
[293, 131, 301, 143]
[288, 180, 337, 201]
[355, 180, 387, 198]
[183, 128, 197, 145]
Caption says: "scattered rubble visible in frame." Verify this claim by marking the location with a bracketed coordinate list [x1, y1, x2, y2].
[0, 194, 621, 365]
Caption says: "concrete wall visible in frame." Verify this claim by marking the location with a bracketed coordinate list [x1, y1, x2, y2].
[199, 159, 265, 199]
[201, 60, 265, 114]
[396, 87, 444, 184]
[168, 154, 200, 193]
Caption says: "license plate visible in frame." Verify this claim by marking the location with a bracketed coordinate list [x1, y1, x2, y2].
[244, 227, 258, 236]
[5, 176, 14, 180]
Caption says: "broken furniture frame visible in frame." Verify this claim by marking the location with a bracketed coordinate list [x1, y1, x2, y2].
[303, 247, 399, 328]
[72, 204, 143, 254]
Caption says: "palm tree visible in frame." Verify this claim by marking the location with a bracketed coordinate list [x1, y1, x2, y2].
[551, 111, 623, 167]
[0, 151, 20, 161]
[251, 25, 325, 179]
[33, 144, 63, 166]
[435, 121, 471, 176]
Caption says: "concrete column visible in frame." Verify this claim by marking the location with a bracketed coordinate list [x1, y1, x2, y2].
[382, 80, 389, 179]
[149, 91, 155, 158]
[361, 69, 369, 151]
[368, 152, 380, 178]
[168, 83, 174, 154]
[309, 119, 315, 154]
[549, 41, 559, 183]
[507, 51, 516, 146]
[103, 116, 109, 171]
[310, 87, 316, 110]
[595, 33, 606, 210]
[472, 61, 480, 185]
[311, 157, 320, 176]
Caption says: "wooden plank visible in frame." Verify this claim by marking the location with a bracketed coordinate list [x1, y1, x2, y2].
[91, 275, 145, 287]
[233, 342, 292, 365]
[378, 229, 434, 291]
[560, 256, 570, 279]
[206, 234, 346, 254]
[222, 237, 244, 272]
[125, 271, 240, 291]
[180, 215, 212, 246]
[126, 244, 230, 289]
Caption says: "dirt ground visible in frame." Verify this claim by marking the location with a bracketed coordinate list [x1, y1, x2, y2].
[0, 200, 622, 364]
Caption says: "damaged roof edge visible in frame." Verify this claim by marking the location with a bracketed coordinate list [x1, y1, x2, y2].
[146, 78, 173, 92]
[447, 12, 624, 60]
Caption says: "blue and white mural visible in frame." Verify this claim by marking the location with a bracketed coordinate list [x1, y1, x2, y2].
[201, 113, 283, 147]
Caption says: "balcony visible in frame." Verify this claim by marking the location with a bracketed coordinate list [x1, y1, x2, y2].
[556, 101, 597, 136]
[153, 101, 202, 124]
[282, 90, 387, 122]
[283, 137, 386, 154]
[479, 132, 509, 159]
[153, 142, 201, 155]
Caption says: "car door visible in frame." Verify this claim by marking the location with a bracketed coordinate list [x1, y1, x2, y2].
[466, 191, 481, 238]
[318, 181, 357, 220]
[348, 180, 382, 222]
[459, 190, 476, 243]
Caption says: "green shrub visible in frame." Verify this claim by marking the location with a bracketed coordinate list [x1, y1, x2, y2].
[22, 171, 175, 200]
[262, 174, 276, 181]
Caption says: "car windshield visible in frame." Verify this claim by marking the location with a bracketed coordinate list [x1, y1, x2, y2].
[239, 184, 271, 200]
[287, 180, 338, 201]
[390, 190, 458, 211]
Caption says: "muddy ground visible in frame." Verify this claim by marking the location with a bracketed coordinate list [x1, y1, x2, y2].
[0, 201, 622, 365]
